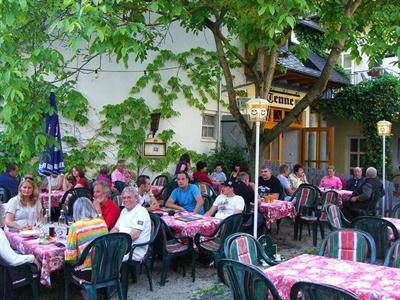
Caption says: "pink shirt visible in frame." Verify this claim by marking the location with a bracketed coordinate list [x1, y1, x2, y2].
[320, 176, 342, 190]
[111, 169, 131, 184]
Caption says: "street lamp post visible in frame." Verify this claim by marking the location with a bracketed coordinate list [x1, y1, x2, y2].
[377, 120, 392, 216]
[246, 98, 269, 237]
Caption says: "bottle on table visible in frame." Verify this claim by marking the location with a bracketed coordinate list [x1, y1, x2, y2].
[44, 208, 50, 225]
[58, 209, 66, 225]
[57, 209, 67, 238]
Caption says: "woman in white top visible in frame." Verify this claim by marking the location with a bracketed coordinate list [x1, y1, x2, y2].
[6, 177, 43, 230]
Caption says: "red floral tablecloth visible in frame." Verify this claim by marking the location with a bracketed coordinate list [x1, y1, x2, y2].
[264, 254, 400, 300]
[337, 189, 353, 201]
[39, 190, 65, 208]
[5, 230, 65, 287]
[259, 200, 296, 228]
[160, 211, 221, 238]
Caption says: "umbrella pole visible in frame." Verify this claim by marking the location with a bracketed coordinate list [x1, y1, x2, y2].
[48, 176, 52, 221]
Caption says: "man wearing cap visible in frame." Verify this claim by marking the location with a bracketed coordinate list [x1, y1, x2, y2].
[205, 180, 245, 219]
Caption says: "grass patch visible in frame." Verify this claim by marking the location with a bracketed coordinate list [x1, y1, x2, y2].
[191, 283, 226, 298]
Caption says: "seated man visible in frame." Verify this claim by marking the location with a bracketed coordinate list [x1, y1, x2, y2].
[165, 171, 204, 214]
[277, 164, 296, 201]
[258, 165, 283, 200]
[111, 187, 151, 261]
[0, 163, 19, 197]
[344, 166, 365, 191]
[111, 160, 134, 185]
[137, 175, 159, 211]
[233, 172, 264, 231]
[92, 180, 121, 229]
[193, 161, 213, 185]
[342, 167, 383, 220]
[0, 204, 41, 300]
[205, 180, 244, 219]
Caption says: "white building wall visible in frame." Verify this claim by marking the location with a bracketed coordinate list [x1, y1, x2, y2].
[64, 22, 239, 161]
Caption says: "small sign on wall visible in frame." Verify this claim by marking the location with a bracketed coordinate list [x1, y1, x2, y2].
[143, 138, 166, 157]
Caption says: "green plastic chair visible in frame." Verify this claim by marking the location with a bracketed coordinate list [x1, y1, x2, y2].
[325, 204, 350, 231]
[127, 212, 161, 292]
[351, 216, 399, 260]
[218, 259, 282, 300]
[114, 181, 127, 193]
[318, 229, 376, 264]
[194, 213, 243, 266]
[154, 215, 196, 286]
[224, 233, 276, 267]
[61, 187, 93, 219]
[384, 239, 400, 268]
[257, 234, 277, 258]
[64, 232, 132, 300]
[391, 203, 400, 218]
[292, 184, 322, 246]
[290, 281, 359, 300]
[0, 256, 39, 300]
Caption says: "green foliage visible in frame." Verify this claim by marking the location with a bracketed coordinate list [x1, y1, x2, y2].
[315, 75, 400, 177]
[205, 142, 248, 176]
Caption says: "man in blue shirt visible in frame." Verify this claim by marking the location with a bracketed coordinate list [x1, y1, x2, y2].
[166, 171, 204, 214]
[0, 163, 19, 196]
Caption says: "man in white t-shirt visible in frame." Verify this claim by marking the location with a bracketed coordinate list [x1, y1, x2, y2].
[111, 186, 151, 261]
[205, 180, 244, 219]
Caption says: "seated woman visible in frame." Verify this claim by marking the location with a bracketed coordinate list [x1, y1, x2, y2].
[320, 165, 343, 190]
[65, 197, 108, 285]
[63, 166, 88, 191]
[289, 164, 308, 189]
[0, 204, 41, 300]
[6, 177, 43, 230]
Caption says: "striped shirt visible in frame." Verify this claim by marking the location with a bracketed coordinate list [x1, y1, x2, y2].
[65, 218, 108, 270]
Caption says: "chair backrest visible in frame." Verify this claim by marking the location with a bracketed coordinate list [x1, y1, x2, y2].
[384, 239, 400, 268]
[257, 235, 277, 257]
[201, 194, 212, 212]
[351, 216, 399, 259]
[154, 216, 175, 254]
[391, 203, 400, 218]
[114, 181, 127, 193]
[224, 233, 261, 265]
[61, 188, 92, 217]
[0, 185, 11, 203]
[364, 189, 383, 216]
[290, 281, 359, 300]
[218, 259, 282, 300]
[293, 184, 319, 214]
[325, 204, 349, 231]
[148, 213, 161, 245]
[196, 182, 217, 200]
[322, 190, 340, 207]
[218, 213, 243, 244]
[80, 233, 131, 285]
[318, 229, 376, 264]
[152, 175, 169, 187]
[161, 181, 178, 202]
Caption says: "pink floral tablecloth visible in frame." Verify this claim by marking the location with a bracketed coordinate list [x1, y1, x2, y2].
[160, 211, 221, 238]
[383, 217, 400, 240]
[259, 200, 296, 228]
[264, 254, 400, 300]
[5, 230, 65, 287]
[39, 190, 65, 208]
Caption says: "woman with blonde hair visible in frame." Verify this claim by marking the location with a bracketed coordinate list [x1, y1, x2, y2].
[5, 176, 43, 230]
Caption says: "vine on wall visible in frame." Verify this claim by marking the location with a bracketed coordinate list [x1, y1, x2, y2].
[314, 75, 400, 177]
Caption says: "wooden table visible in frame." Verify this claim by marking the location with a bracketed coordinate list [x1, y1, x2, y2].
[264, 254, 400, 299]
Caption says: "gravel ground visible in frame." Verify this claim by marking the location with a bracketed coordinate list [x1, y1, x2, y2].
[41, 218, 319, 300]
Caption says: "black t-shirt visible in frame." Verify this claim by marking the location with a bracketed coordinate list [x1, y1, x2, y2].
[233, 181, 254, 210]
[258, 175, 283, 196]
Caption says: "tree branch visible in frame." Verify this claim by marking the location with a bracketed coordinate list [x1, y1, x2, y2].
[261, 0, 363, 144]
